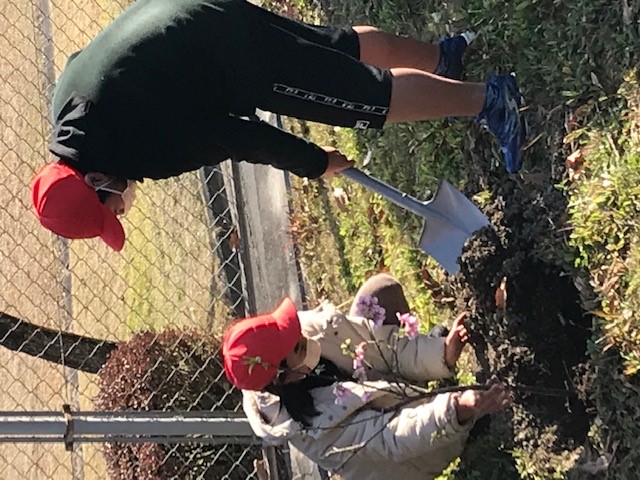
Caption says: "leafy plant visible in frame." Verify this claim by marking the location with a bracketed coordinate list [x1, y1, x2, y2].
[95, 329, 258, 480]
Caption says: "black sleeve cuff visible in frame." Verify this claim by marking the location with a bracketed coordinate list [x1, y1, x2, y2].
[292, 143, 328, 179]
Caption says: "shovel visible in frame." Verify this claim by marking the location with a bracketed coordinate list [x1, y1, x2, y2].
[340, 167, 490, 274]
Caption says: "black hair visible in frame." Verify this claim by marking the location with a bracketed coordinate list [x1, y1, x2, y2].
[57, 158, 113, 204]
[95, 189, 110, 203]
[265, 357, 352, 426]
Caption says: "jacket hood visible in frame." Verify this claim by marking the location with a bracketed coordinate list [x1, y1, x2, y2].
[49, 96, 113, 170]
[242, 390, 299, 445]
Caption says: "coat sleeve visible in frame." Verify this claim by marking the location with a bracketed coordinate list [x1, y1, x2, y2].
[212, 115, 328, 178]
[308, 393, 470, 464]
[372, 325, 454, 382]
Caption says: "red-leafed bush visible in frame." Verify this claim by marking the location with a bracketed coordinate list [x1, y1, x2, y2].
[95, 329, 259, 479]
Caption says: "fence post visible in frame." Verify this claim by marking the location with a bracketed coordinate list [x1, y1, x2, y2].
[199, 166, 248, 320]
[32, 0, 84, 478]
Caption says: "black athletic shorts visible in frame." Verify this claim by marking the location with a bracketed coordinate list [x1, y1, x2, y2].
[222, 0, 393, 129]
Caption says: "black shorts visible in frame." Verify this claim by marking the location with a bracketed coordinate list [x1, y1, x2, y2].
[221, 1, 393, 129]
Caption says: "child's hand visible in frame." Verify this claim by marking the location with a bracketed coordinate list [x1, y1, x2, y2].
[444, 312, 469, 369]
[322, 146, 354, 177]
[455, 382, 510, 423]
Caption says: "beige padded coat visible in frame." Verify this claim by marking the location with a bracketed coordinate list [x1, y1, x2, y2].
[242, 303, 473, 480]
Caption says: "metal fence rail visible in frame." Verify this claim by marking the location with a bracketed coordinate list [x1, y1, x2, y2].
[0, 411, 256, 444]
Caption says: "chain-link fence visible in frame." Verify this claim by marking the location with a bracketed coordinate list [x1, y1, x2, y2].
[0, 0, 272, 478]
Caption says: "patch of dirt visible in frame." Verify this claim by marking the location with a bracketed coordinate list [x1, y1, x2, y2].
[449, 174, 594, 474]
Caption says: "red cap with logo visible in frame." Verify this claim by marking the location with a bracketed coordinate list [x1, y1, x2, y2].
[223, 297, 301, 391]
[30, 162, 125, 251]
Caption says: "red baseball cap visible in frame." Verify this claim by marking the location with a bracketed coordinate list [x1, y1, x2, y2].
[223, 297, 301, 391]
[30, 162, 125, 251]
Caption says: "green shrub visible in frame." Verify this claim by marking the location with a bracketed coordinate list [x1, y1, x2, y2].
[567, 76, 640, 374]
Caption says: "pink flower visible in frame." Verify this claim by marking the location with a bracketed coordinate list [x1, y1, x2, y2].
[355, 295, 386, 330]
[352, 342, 367, 371]
[360, 391, 373, 403]
[333, 384, 349, 405]
[397, 312, 419, 340]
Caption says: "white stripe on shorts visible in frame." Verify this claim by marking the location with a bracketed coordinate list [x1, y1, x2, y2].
[273, 83, 389, 116]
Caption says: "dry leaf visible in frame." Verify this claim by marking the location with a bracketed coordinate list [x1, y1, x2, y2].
[253, 459, 269, 480]
[420, 267, 454, 305]
[366, 204, 376, 223]
[332, 187, 349, 212]
[420, 267, 441, 290]
[565, 111, 579, 135]
[438, 296, 456, 306]
[602, 275, 621, 295]
[495, 276, 508, 310]
[566, 149, 586, 181]
[229, 228, 240, 251]
[376, 265, 391, 275]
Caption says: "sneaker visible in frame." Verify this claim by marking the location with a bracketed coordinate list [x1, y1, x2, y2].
[435, 31, 476, 80]
[476, 74, 527, 173]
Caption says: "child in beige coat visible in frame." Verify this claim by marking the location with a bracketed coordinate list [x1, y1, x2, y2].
[223, 274, 509, 480]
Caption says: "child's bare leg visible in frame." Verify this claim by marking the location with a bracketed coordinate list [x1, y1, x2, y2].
[386, 68, 485, 122]
[354, 26, 440, 72]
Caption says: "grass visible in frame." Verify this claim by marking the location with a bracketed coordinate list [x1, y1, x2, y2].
[286, 120, 450, 326]
[565, 75, 640, 374]
[120, 174, 220, 333]
[563, 74, 640, 480]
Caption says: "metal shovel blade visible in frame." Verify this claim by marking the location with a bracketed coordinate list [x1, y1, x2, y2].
[341, 168, 490, 274]
[416, 180, 490, 273]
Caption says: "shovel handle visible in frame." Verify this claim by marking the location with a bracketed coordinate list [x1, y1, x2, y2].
[340, 168, 426, 217]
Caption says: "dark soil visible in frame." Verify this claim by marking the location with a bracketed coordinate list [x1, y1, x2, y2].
[449, 170, 595, 476]
[461, 239, 591, 442]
